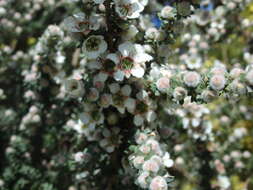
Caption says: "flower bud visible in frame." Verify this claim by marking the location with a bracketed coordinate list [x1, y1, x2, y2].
[183, 71, 201, 87]
[210, 74, 226, 91]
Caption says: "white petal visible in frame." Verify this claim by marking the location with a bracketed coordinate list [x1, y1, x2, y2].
[107, 53, 120, 64]
[118, 42, 134, 57]
[164, 159, 174, 168]
[131, 66, 145, 78]
[113, 70, 125, 81]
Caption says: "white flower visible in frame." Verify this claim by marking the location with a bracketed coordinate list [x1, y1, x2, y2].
[149, 176, 168, 190]
[63, 12, 89, 33]
[210, 74, 226, 91]
[183, 71, 201, 87]
[82, 35, 107, 59]
[114, 0, 145, 19]
[64, 79, 85, 98]
[184, 56, 202, 69]
[109, 42, 152, 81]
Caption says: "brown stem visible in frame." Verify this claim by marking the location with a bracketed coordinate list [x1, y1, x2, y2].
[105, 0, 115, 51]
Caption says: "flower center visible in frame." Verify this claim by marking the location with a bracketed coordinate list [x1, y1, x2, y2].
[119, 4, 132, 16]
[70, 82, 78, 90]
[77, 21, 89, 31]
[136, 102, 148, 113]
[86, 37, 101, 51]
[121, 57, 134, 70]
[104, 59, 115, 72]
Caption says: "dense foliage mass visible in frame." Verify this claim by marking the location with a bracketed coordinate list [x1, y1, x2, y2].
[1, 0, 253, 190]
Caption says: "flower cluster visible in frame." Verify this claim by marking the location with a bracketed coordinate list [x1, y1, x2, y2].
[129, 132, 174, 190]
[1, 0, 253, 189]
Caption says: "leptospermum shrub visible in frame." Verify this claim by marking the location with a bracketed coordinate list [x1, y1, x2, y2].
[1, 0, 253, 190]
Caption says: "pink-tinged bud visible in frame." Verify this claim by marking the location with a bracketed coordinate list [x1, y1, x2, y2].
[156, 77, 170, 92]
[142, 160, 160, 173]
[210, 74, 226, 91]
[183, 71, 201, 87]
[137, 172, 149, 188]
[135, 133, 148, 144]
[230, 68, 244, 79]
[133, 156, 145, 168]
[149, 176, 168, 190]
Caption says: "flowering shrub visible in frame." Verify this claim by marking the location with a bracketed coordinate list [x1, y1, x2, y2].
[1, 0, 253, 190]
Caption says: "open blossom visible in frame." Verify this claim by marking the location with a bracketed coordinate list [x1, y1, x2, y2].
[64, 12, 89, 33]
[64, 79, 85, 98]
[82, 35, 107, 59]
[108, 42, 152, 81]
[114, 0, 145, 19]
[149, 176, 168, 190]
[63, 12, 101, 35]
[183, 71, 201, 87]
